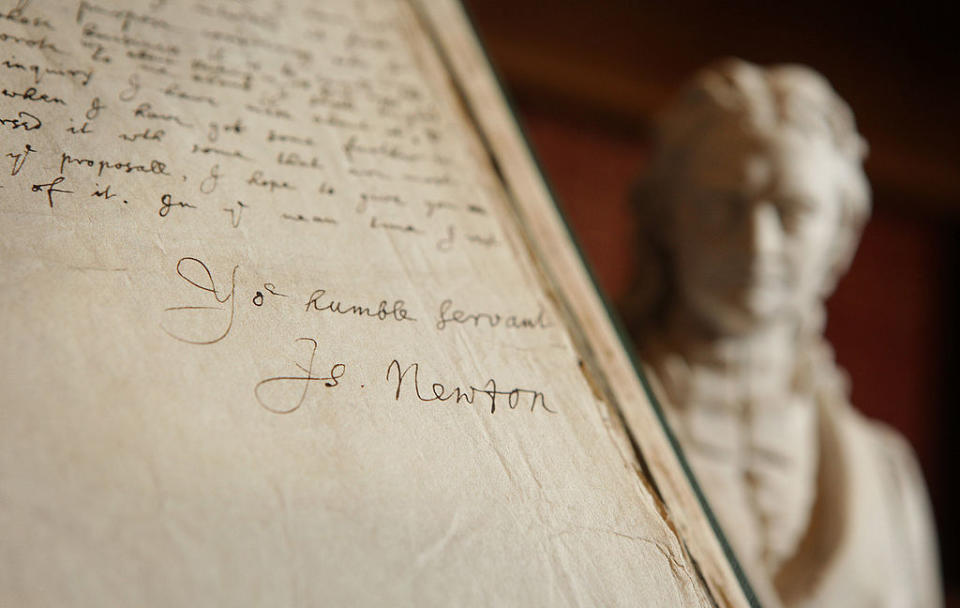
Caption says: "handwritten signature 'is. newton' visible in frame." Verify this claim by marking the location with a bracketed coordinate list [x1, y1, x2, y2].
[159, 257, 556, 416]
[253, 339, 555, 416]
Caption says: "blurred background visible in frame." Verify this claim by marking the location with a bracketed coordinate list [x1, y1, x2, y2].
[463, 1, 958, 603]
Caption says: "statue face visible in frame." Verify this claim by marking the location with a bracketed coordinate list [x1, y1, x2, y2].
[671, 128, 846, 335]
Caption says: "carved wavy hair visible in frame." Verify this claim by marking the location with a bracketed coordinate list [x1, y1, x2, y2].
[625, 58, 871, 333]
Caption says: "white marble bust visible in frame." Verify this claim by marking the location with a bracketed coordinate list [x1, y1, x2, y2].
[627, 58, 942, 607]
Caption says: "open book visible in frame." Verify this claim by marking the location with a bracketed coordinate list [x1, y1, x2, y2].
[0, 1, 754, 605]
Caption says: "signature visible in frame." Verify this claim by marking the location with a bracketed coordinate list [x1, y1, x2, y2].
[386, 360, 555, 414]
[255, 337, 345, 414]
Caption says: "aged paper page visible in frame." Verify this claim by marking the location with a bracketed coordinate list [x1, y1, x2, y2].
[413, 2, 758, 606]
[1, 1, 719, 605]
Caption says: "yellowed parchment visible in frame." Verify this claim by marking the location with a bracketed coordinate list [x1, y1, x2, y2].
[0, 1, 718, 605]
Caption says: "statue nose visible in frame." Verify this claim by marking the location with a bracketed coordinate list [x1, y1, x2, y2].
[746, 202, 783, 257]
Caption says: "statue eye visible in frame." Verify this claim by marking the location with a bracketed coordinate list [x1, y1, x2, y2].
[777, 198, 816, 232]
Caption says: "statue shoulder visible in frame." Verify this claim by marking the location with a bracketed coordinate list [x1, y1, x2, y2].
[846, 412, 943, 607]
[853, 414, 931, 518]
